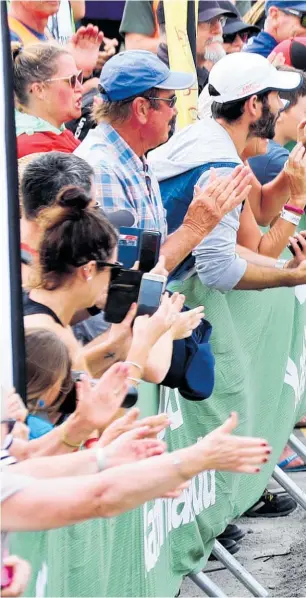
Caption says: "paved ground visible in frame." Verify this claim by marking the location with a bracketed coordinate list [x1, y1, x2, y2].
[181, 431, 306, 598]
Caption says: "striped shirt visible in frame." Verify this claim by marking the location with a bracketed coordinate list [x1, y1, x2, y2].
[75, 123, 168, 241]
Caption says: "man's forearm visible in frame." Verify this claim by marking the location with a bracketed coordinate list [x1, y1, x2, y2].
[10, 448, 99, 479]
[234, 261, 301, 290]
[161, 225, 201, 272]
[236, 245, 277, 267]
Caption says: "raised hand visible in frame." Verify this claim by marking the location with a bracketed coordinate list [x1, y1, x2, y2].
[183, 165, 252, 239]
[102, 426, 166, 467]
[68, 25, 104, 77]
[297, 118, 306, 148]
[75, 362, 130, 430]
[196, 412, 272, 474]
[99, 409, 170, 446]
[283, 142, 306, 209]
[171, 305, 204, 340]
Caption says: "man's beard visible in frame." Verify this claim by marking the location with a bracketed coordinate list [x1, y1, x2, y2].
[204, 36, 226, 65]
[249, 99, 280, 140]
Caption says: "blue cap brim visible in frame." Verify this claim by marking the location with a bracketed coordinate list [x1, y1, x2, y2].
[155, 71, 196, 91]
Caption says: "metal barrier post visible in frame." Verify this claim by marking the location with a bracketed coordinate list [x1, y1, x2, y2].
[288, 433, 306, 462]
[211, 541, 269, 597]
[188, 572, 228, 597]
[272, 465, 306, 511]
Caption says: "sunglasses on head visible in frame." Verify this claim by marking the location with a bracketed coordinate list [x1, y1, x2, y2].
[281, 8, 306, 27]
[223, 31, 249, 44]
[46, 69, 83, 89]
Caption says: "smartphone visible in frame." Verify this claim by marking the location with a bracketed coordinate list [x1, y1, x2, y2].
[137, 273, 167, 317]
[104, 269, 142, 324]
[288, 240, 303, 256]
[118, 227, 142, 268]
[71, 371, 138, 409]
[138, 230, 161, 273]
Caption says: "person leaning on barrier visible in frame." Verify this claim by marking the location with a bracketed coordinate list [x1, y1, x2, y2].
[1, 412, 272, 530]
[149, 52, 306, 291]
[75, 50, 254, 274]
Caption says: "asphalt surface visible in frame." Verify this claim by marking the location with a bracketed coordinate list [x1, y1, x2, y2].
[181, 431, 306, 598]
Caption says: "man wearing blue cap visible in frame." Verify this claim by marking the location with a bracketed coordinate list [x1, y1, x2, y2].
[244, 0, 306, 57]
[75, 49, 252, 273]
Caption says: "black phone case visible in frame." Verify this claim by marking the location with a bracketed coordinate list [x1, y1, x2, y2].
[104, 269, 142, 324]
[138, 230, 161, 273]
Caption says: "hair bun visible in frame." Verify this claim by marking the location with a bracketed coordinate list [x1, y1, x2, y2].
[11, 43, 23, 63]
[57, 185, 91, 219]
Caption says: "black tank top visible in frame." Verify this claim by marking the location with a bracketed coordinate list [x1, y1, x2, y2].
[23, 293, 64, 327]
[23, 293, 77, 416]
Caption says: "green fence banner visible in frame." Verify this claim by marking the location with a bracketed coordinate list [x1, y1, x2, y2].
[11, 230, 306, 597]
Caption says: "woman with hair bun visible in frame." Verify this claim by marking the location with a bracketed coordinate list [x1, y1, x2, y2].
[23, 184, 182, 385]
[12, 42, 83, 157]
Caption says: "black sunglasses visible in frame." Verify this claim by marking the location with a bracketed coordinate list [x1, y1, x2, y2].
[223, 31, 249, 44]
[1, 418, 16, 433]
[281, 8, 306, 27]
[96, 260, 123, 279]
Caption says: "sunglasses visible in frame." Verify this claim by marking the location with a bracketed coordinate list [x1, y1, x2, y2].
[281, 8, 306, 27]
[96, 260, 123, 279]
[146, 95, 177, 109]
[223, 31, 249, 44]
[46, 69, 84, 89]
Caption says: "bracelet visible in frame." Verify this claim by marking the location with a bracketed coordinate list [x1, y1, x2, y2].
[95, 447, 107, 472]
[275, 259, 288, 270]
[127, 376, 141, 385]
[61, 424, 84, 449]
[125, 361, 143, 372]
[284, 204, 304, 216]
[280, 209, 301, 226]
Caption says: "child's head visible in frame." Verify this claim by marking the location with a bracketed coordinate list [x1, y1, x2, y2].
[25, 328, 72, 412]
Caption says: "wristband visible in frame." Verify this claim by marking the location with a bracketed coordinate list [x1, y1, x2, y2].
[95, 447, 107, 472]
[280, 209, 301, 226]
[127, 376, 141, 385]
[275, 259, 288, 270]
[284, 204, 304, 216]
[125, 361, 143, 373]
[61, 423, 84, 449]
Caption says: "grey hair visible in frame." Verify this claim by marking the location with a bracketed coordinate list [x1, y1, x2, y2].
[11, 41, 70, 106]
[21, 152, 94, 220]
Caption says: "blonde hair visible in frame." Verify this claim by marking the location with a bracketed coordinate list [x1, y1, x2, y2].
[11, 41, 70, 107]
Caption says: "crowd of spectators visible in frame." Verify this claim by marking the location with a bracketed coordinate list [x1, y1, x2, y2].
[1, 0, 306, 595]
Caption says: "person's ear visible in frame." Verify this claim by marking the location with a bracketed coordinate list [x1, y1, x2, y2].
[132, 97, 151, 125]
[79, 260, 96, 282]
[30, 81, 46, 101]
[246, 95, 260, 118]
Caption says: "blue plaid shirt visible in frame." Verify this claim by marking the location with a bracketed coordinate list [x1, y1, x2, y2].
[75, 123, 168, 241]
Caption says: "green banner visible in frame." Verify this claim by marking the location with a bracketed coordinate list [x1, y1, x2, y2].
[11, 230, 306, 597]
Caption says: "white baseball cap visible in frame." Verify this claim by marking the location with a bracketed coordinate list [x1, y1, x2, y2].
[209, 53, 302, 104]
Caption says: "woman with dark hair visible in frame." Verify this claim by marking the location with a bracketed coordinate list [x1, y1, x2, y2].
[23, 184, 185, 388]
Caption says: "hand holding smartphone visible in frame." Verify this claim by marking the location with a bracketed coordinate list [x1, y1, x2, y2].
[136, 273, 167, 317]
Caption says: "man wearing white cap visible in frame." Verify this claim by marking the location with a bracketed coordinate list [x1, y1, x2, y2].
[149, 52, 306, 291]
[76, 50, 253, 273]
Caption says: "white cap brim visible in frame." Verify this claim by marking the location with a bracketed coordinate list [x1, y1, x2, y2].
[212, 69, 302, 104]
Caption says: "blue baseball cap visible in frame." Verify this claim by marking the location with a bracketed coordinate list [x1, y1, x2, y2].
[99, 50, 196, 102]
[265, 1, 306, 15]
